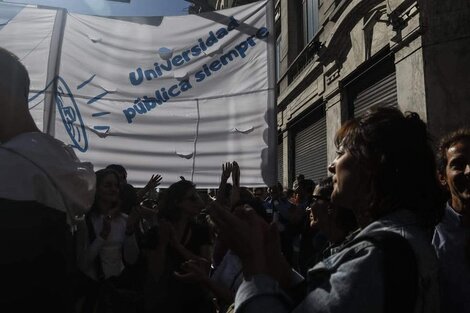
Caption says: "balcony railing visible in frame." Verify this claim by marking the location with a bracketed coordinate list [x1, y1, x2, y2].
[286, 39, 323, 84]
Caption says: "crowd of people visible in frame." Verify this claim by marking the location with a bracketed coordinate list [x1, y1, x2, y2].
[1, 46, 469, 313]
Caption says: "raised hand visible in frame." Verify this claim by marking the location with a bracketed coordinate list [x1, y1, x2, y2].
[217, 162, 232, 205]
[230, 161, 241, 208]
[231, 161, 240, 188]
[207, 201, 269, 278]
[145, 174, 163, 191]
[221, 162, 233, 181]
[138, 173, 163, 202]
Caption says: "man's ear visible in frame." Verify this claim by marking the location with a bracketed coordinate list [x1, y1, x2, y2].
[438, 171, 448, 188]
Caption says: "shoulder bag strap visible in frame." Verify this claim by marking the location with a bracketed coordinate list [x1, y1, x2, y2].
[346, 230, 418, 313]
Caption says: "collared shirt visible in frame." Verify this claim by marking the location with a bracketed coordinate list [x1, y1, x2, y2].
[76, 213, 140, 280]
[432, 203, 470, 313]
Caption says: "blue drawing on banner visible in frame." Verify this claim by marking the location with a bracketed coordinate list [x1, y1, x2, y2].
[56, 77, 89, 152]
[28, 75, 113, 152]
[92, 111, 111, 117]
[77, 74, 96, 89]
[28, 79, 55, 110]
[87, 90, 109, 105]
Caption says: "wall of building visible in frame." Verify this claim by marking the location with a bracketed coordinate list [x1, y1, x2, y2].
[277, 0, 407, 186]
[276, 0, 470, 186]
[218, 0, 469, 186]
[388, 1, 427, 118]
[420, 0, 470, 140]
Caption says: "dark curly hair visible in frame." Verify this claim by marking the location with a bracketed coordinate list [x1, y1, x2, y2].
[158, 179, 196, 222]
[437, 127, 470, 175]
[335, 107, 445, 228]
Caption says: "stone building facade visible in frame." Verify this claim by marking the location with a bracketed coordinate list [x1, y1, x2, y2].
[211, 0, 469, 188]
[275, 0, 470, 188]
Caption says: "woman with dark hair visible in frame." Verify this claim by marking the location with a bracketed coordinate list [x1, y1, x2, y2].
[75, 168, 140, 312]
[331, 109, 444, 229]
[158, 179, 202, 222]
[209, 107, 446, 313]
[142, 178, 215, 313]
[156, 179, 213, 261]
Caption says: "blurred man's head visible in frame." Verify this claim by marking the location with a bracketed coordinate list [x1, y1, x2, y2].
[309, 176, 357, 243]
[295, 178, 315, 200]
[254, 187, 266, 200]
[438, 128, 470, 213]
[0, 47, 37, 142]
[268, 182, 283, 200]
[0, 47, 30, 106]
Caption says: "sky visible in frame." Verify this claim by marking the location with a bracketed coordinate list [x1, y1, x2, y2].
[2, 0, 193, 16]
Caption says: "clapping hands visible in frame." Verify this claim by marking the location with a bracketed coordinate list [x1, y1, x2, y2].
[230, 161, 240, 209]
[138, 173, 163, 202]
[207, 201, 292, 287]
[221, 162, 233, 181]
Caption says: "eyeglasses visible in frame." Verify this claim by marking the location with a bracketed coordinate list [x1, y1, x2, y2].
[309, 195, 330, 206]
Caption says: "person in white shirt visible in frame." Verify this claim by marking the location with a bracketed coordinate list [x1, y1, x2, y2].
[75, 168, 140, 312]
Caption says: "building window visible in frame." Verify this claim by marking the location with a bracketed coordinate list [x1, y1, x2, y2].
[343, 52, 398, 119]
[291, 104, 327, 184]
[278, 135, 283, 184]
[276, 34, 281, 81]
[302, 0, 319, 46]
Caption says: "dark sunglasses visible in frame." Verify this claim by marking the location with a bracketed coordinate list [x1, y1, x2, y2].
[309, 195, 330, 206]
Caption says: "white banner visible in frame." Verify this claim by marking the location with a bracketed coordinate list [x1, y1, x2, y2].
[0, 1, 276, 187]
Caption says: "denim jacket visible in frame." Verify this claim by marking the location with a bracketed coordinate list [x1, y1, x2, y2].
[235, 210, 440, 313]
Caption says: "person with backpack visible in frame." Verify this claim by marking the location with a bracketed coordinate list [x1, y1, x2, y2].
[208, 107, 445, 313]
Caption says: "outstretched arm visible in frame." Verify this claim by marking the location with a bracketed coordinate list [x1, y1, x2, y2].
[217, 162, 233, 205]
[137, 173, 162, 203]
[230, 161, 241, 209]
